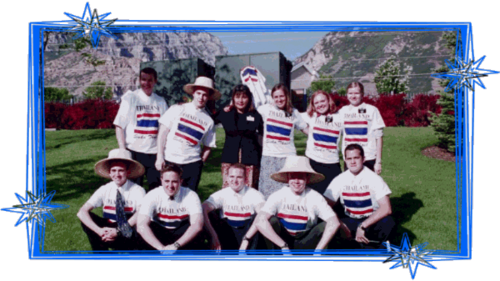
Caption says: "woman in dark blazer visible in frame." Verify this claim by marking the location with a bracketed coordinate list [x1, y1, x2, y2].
[214, 84, 264, 189]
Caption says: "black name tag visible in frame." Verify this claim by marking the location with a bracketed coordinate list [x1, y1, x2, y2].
[358, 108, 366, 114]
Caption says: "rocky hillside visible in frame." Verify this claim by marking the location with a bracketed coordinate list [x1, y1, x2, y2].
[44, 32, 228, 96]
[294, 31, 452, 94]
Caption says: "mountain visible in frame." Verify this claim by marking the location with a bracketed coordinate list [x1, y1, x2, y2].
[43, 32, 228, 96]
[293, 31, 452, 95]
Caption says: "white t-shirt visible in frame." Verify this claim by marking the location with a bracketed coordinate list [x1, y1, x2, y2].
[338, 103, 385, 161]
[139, 186, 202, 229]
[324, 167, 391, 219]
[260, 186, 335, 236]
[302, 112, 343, 164]
[257, 104, 307, 157]
[113, 89, 169, 154]
[159, 103, 216, 164]
[205, 186, 265, 228]
[86, 180, 146, 222]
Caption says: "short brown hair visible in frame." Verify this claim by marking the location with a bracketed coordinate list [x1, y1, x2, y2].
[228, 163, 247, 178]
[160, 164, 183, 178]
[346, 82, 365, 95]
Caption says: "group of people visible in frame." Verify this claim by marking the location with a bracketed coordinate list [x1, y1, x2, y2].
[77, 67, 396, 253]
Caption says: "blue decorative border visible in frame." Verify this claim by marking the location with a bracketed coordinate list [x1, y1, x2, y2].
[17, 5, 478, 272]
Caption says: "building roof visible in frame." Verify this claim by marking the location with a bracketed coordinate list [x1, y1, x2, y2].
[291, 62, 319, 78]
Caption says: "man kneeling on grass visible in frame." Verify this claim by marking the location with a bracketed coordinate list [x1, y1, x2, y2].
[137, 164, 204, 252]
[255, 156, 340, 252]
[202, 163, 265, 251]
[77, 149, 146, 251]
[324, 144, 395, 249]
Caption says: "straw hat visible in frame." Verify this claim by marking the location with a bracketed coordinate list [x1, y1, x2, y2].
[270, 156, 325, 184]
[94, 149, 145, 179]
[183, 76, 221, 100]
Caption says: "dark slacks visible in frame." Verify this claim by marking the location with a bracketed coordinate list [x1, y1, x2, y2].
[308, 159, 342, 195]
[81, 212, 140, 251]
[208, 211, 261, 250]
[164, 159, 204, 192]
[264, 216, 326, 250]
[333, 215, 395, 249]
[142, 221, 206, 250]
[128, 149, 161, 191]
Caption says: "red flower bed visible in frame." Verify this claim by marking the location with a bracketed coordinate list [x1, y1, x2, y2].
[44, 102, 66, 129]
[45, 100, 119, 130]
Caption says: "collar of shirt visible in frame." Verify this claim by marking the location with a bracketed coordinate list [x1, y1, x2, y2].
[285, 185, 308, 198]
[347, 166, 367, 179]
[187, 101, 205, 113]
[229, 185, 248, 197]
[167, 186, 188, 201]
[113, 179, 133, 192]
[348, 102, 366, 110]
[137, 88, 154, 102]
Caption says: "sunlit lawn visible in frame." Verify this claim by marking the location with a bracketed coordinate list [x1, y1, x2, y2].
[43, 127, 456, 251]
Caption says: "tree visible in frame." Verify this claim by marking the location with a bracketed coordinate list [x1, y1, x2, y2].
[374, 56, 410, 94]
[44, 87, 72, 102]
[310, 74, 335, 93]
[430, 31, 460, 153]
[83, 81, 113, 100]
[336, 86, 347, 96]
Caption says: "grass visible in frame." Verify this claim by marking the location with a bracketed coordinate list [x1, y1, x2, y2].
[43, 127, 456, 251]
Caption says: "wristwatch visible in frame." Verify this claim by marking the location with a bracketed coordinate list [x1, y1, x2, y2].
[173, 242, 181, 249]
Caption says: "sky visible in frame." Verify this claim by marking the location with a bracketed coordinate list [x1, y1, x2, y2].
[211, 31, 328, 61]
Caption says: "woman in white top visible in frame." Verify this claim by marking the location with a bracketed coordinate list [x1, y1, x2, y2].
[257, 83, 308, 199]
[302, 90, 343, 195]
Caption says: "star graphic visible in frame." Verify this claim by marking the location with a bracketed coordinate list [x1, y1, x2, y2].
[1, 190, 69, 227]
[382, 233, 437, 279]
[64, 2, 118, 48]
[431, 43, 500, 91]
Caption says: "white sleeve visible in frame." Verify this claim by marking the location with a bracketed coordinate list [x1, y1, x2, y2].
[204, 190, 224, 209]
[371, 107, 386, 130]
[159, 105, 182, 129]
[133, 187, 147, 210]
[374, 178, 392, 201]
[260, 193, 280, 216]
[250, 190, 266, 206]
[202, 123, 217, 148]
[113, 95, 133, 128]
[257, 105, 267, 118]
[293, 109, 308, 130]
[373, 128, 384, 138]
[187, 192, 203, 215]
[138, 193, 156, 218]
[86, 185, 107, 208]
[323, 179, 340, 203]
[314, 193, 335, 221]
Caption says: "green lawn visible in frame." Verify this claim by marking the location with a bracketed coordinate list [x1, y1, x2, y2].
[43, 127, 456, 251]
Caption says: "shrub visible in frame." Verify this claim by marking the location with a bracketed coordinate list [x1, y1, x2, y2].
[51, 100, 119, 130]
[44, 102, 66, 128]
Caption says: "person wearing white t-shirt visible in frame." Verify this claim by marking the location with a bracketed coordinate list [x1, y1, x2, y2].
[339, 82, 385, 174]
[77, 149, 146, 251]
[257, 84, 308, 199]
[255, 156, 340, 251]
[155, 76, 220, 192]
[137, 164, 205, 251]
[302, 90, 343, 195]
[113, 68, 169, 190]
[202, 163, 265, 250]
[324, 144, 395, 249]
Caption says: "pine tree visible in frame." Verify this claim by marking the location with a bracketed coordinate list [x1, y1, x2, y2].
[374, 55, 410, 94]
[430, 31, 459, 152]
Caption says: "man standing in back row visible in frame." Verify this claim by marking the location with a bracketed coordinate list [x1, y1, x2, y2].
[155, 76, 220, 192]
[114, 67, 169, 190]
